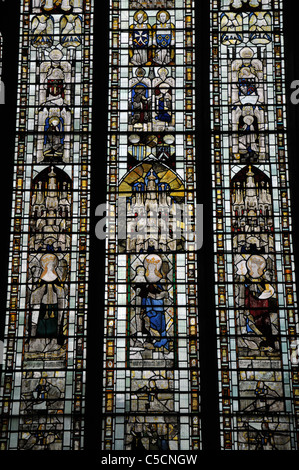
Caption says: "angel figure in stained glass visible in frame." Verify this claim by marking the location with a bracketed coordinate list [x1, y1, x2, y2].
[152, 10, 175, 66]
[39, 49, 72, 107]
[221, 12, 243, 45]
[38, 51, 72, 162]
[232, 49, 264, 106]
[249, 12, 272, 45]
[31, 14, 54, 53]
[129, 10, 152, 66]
[60, 14, 83, 59]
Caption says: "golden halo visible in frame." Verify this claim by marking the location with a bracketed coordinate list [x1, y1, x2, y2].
[156, 10, 170, 22]
[133, 10, 148, 23]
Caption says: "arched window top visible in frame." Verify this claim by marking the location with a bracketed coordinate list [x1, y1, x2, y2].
[231, 164, 272, 187]
[119, 160, 185, 201]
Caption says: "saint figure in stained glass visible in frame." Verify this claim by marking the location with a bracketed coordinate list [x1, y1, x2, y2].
[130, 10, 152, 66]
[152, 10, 175, 66]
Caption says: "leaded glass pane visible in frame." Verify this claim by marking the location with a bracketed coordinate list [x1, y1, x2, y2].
[102, 0, 201, 451]
[0, 0, 94, 451]
[210, 0, 299, 450]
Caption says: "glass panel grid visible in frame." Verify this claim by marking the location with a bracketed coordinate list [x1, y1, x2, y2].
[0, 0, 94, 451]
[210, 0, 299, 451]
[102, 0, 201, 451]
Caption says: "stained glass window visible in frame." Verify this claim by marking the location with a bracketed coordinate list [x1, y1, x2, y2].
[1, 0, 299, 455]
[210, 0, 299, 450]
[0, 0, 94, 450]
[102, 0, 201, 452]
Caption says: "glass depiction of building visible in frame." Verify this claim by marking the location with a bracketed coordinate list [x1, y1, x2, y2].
[0, 0, 299, 453]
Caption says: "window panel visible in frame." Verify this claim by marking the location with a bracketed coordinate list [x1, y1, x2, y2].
[210, 0, 299, 450]
[0, 0, 94, 451]
[102, 0, 201, 451]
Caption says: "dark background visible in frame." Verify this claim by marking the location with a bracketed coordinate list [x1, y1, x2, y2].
[0, 0, 298, 455]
